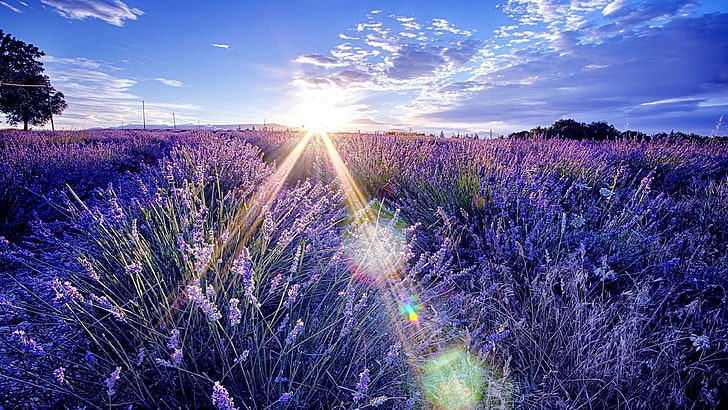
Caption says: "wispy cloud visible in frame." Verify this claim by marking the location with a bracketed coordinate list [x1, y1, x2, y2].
[41, 56, 199, 128]
[155, 77, 184, 87]
[294, 54, 346, 67]
[40, 0, 143, 26]
[291, 2, 728, 134]
[210, 43, 230, 49]
[1, 1, 22, 13]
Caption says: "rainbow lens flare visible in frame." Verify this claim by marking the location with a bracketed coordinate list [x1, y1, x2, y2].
[400, 295, 422, 323]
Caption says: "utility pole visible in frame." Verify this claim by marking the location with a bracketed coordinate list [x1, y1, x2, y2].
[173, 112, 176, 129]
[142, 100, 146, 129]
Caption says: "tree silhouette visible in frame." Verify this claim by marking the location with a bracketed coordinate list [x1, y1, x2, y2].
[549, 119, 588, 140]
[587, 121, 620, 141]
[0, 30, 66, 130]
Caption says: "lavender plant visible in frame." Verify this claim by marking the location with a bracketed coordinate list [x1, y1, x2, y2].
[1, 130, 727, 409]
[1, 131, 412, 408]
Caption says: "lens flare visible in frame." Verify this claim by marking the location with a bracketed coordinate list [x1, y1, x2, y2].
[400, 295, 422, 323]
[423, 349, 486, 410]
[343, 221, 408, 285]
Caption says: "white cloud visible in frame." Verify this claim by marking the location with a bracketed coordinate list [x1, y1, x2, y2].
[430, 18, 474, 36]
[293, 54, 346, 67]
[602, 0, 624, 15]
[394, 16, 415, 22]
[291, 4, 727, 134]
[401, 21, 422, 30]
[155, 77, 184, 87]
[1, 1, 21, 13]
[210, 43, 230, 49]
[41, 0, 144, 27]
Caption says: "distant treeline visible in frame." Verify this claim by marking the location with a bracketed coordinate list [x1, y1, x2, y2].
[508, 119, 726, 142]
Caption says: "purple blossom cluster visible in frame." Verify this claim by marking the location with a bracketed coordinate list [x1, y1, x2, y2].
[186, 282, 222, 322]
[232, 247, 260, 308]
[353, 368, 370, 402]
[211, 381, 237, 410]
[284, 319, 305, 346]
[105, 366, 121, 396]
[228, 298, 241, 327]
[53, 367, 66, 383]
[12, 330, 43, 354]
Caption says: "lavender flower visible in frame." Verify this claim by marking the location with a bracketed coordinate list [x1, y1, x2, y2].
[105, 366, 121, 396]
[353, 368, 370, 402]
[570, 214, 586, 229]
[488, 328, 511, 342]
[285, 319, 304, 346]
[171, 348, 183, 366]
[167, 329, 181, 350]
[0, 235, 9, 252]
[274, 373, 288, 383]
[232, 247, 254, 290]
[370, 396, 388, 407]
[263, 209, 274, 239]
[130, 218, 140, 243]
[53, 367, 66, 383]
[277, 315, 290, 334]
[12, 330, 43, 354]
[89, 294, 126, 322]
[290, 245, 302, 274]
[234, 350, 249, 364]
[135, 348, 146, 366]
[690, 334, 711, 351]
[269, 272, 285, 293]
[211, 381, 238, 410]
[125, 261, 143, 276]
[385, 342, 401, 366]
[228, 298, 241, 327]
[191, 242, 214, 274]
[186, 282, 222, 322]
[284, 283, 300, 308]
[278, 391, 294, 403]
[232, 249, 260, 307]
[78, 256, 99, 281]
[49, 278, 84, 306]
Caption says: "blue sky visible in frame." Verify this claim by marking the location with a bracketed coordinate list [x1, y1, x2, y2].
[2, 0, 727, 135]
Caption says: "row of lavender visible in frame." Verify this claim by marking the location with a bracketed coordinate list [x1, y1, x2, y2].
[326, 135, 728, 407]
[1, 129, 727, 408]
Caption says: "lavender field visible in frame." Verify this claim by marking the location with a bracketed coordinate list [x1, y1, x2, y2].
[1, 129, 727, 409]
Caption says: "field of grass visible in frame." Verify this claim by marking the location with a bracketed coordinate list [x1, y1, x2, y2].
[1, 129, 727, 409]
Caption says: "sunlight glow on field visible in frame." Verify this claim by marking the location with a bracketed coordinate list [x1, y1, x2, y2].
[423, 349, 485, 410]
[224, 130, 316, 269]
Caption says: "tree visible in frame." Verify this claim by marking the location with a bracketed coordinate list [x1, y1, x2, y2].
[549, 119, 588, 140]
[587, 121, 620, 141]
[0, 30, 66, 130]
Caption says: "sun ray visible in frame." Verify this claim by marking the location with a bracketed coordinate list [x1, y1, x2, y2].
[318, 130, 497, 408]
[320, 131, 370, 215]
[158, 130, 316, 327]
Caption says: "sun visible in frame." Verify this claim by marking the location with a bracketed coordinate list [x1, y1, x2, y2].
[293, 88, 351, 133]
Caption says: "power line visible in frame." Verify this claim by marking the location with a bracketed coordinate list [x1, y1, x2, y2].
[0, 82, 47, 87]
[0, 82, 55, 130]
